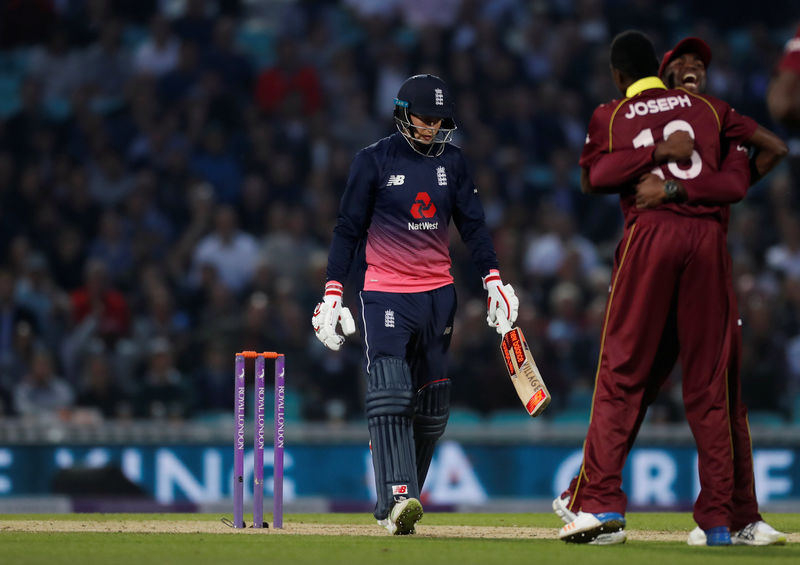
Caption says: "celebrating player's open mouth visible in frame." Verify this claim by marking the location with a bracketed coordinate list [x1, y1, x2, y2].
[680, 72, 698, 89]
[663, 53, 707, 94]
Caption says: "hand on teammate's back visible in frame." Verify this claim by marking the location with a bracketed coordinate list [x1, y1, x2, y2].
[635, 173, 669, 208]
[654, 130, 694, 163]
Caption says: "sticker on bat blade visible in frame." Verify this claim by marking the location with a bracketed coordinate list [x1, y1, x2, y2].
[526, 388, 548, 414]
[502, 329, 527, 366]
[501, 340, 516, 375]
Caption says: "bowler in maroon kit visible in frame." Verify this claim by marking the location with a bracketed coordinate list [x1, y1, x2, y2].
[557, 35, 788, 547]
[557, 30, 759, 546]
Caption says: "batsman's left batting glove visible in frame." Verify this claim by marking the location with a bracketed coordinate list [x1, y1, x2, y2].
[312, 280, 356, 351]
[482, 269, 519, 335]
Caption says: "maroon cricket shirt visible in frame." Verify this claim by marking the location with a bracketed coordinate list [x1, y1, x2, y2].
[570, 77, 756, 530]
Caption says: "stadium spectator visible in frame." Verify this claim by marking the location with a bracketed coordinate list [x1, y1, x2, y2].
[202, 17, 254, 97]
[13, 346, 74, 418]
[190, 205, 258, 294]
[26, 27, 84, 103]
[134, 14, 181, 78]
[0, 1, 797, 427]
[135, 337, 191, 420]
[0, 268, 39, 363]
[75, 344, 132, 420]
[193, 341, 232, 414]
[69, 259, 131, 346]
[254, 36, 322, 116]
[81, 18, 132, 102]
[172, 0, 216, 45]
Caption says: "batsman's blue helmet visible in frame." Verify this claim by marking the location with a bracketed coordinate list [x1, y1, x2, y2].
[394, 74, 456, 156]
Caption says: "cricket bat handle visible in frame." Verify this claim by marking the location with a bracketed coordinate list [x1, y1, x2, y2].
[497, 315, 512, 335]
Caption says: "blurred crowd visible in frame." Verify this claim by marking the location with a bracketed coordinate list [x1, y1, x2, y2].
[1, 0, 800, 426]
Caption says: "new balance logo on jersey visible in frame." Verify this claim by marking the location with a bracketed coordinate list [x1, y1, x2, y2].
[435, 88, 443, 106]
[387, 174, 405, 186]
[436, 166, 447, 186]
[384, 309, 395, 328]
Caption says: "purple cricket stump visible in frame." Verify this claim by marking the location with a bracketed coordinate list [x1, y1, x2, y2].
[273, 354, 286, 528]
[253, 355, 266, 528]
[233, 354, 246, 528]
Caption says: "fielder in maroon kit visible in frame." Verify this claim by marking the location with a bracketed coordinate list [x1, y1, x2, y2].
[556, 37, 787, 546]
[657, 38, 787, 547]
[768, 24, 800, 126]
[556, 30, 773, 546]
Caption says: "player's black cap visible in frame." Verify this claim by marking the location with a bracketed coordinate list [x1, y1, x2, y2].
[659, 37, 712, 78]
[394, 74, 454, 120]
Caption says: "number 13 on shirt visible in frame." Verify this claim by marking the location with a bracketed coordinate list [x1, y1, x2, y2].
[633, 119, 703, 179]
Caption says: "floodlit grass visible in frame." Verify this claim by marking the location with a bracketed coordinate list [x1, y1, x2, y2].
[0, 513, 796, 565]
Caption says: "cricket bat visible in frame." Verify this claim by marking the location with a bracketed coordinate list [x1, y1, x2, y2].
[497, 316, 551, 417]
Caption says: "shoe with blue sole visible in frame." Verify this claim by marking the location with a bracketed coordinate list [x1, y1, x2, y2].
[705, 526, 732, 546]
[559, 511, 626, 544]
[688, 525, 733, 546]
[553, 496, 627, 545]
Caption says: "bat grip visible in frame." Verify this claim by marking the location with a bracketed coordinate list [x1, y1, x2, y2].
[496, 315, 512, 334]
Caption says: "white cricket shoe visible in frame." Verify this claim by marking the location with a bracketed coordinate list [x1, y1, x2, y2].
[687, 526, 707, 546]
[559, 511, 626, 544]
[592, 530, 628, 545]
[690, 521, 787, 546]
[552, 494, 577, 524]
[553, 496, 626, 545]
[687, 526, 732, 546]
[377, 498, 423, 535]
[732, 521, 787, 546]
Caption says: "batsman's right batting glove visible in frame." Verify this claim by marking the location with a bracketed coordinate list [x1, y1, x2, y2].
[312, 280, 356, 351]
[482, 269, 519, 334]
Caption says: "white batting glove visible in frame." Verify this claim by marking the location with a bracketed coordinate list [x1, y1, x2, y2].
[312, 281, 356, 351]
[482, 269, 519, 335]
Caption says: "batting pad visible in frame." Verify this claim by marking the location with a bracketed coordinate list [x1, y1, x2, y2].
[366, 357, 419, 520]
[414, 378, 451, 490]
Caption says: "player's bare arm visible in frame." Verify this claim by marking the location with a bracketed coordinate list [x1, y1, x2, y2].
[654, 131, 694, 162]
[748, 125, 788, 182]
[582, 131, 694, 193]
[635, 141, 751, 208]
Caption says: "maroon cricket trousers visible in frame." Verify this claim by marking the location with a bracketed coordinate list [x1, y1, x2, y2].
[572, 210, 749, 530]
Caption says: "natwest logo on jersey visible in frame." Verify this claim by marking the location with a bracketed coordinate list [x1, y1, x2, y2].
[408, 192, 438, 230]
[410, 192, 436, 218]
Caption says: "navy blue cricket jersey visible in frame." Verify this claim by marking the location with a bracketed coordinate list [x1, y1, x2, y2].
[327, 132, 499, 292]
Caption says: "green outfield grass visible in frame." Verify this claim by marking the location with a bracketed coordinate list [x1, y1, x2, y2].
[1, 512, 797, 565]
